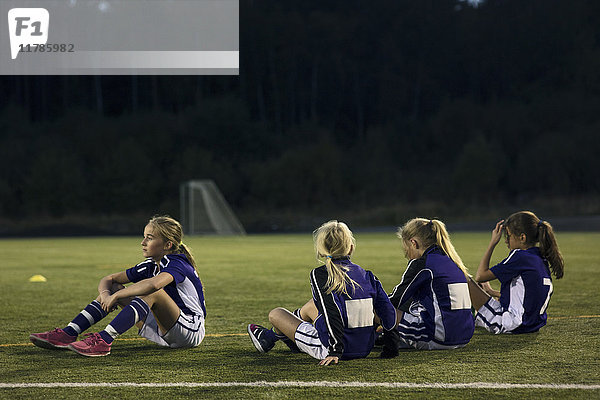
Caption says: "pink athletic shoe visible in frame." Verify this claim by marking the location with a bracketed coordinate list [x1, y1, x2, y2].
[68, 332, 111, 357]
[30, 328, 77, 349]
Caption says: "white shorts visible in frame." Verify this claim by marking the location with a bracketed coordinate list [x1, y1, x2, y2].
[139, 311, 205, 348]
[294, 321, 328, 360]
[475, 297, 521, 334]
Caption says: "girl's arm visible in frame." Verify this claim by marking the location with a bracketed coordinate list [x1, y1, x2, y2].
[475, 220, 503, 283]
[101, 272, 174, 312]
[310, 268, 345, 359]
[98, 271, 130, 290]
[97, 271, 130, 305]
[372, 274, 397, 330]
[389, 259, 426, 311]
[479, 281, 501, 298]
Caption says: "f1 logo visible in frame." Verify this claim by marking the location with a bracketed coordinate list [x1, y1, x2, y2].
[7, 8, 49, 60]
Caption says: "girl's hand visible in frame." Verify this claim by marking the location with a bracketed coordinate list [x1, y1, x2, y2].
[101, 294, 118, 313]
[319, 356, 339, 366]
[480, 281, 501, 298]
[490, 220, 505, 246]
[99, 290, 111, 304]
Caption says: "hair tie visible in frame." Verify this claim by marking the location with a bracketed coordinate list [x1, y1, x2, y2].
[325, 255, 333, 259]
[538, 220, 545, 227]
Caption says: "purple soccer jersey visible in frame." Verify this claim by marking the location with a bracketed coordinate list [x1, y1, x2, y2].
[310, 258, 397, 360]
[389, 245, 474, 346]
[489, 247, 553, 333]
[126, 253, 206, 319]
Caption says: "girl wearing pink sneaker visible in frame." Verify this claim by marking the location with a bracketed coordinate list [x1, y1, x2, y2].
[30, 215, 206, 356]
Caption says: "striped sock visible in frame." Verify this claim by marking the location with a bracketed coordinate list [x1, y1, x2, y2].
[99, 298, 149, 344]
[275, 329, 300, 353]
[274, 330, 286, 341]
[63, 300, 108, 337]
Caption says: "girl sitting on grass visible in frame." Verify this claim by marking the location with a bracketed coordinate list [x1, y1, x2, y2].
[468, 211, 564, 334]
[380, 218, 474, 358]
[30, 215, 206, 357]
[247, 220, 397, 366]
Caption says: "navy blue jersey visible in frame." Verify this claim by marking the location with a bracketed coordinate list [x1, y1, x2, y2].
[389, 245, 474, 346]
[126, 254, 206, 318]
[310, 258, 396, 360]
[490, 247, 552, 333]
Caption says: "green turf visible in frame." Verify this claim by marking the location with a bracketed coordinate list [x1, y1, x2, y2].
[0, 232, 598, 399]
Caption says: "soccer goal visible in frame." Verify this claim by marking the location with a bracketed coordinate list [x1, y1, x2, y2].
[179, 180, 246, 235]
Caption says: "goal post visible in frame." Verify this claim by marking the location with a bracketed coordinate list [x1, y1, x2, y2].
[179, 180, 246, 235]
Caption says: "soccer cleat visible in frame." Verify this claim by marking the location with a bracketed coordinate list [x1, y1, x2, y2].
[67, 332, 111, 357]
[30, 328, 77, 349]
[247, 324, 276, 353]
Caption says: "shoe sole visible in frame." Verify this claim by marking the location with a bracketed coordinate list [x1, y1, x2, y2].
[247, 325, 266, 353]
[67, 344, 110, 357]
[29, 335, 71, 350]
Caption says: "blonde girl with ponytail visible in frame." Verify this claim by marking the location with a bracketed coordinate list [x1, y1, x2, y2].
[469, 211, 564, 334]
[381, 218, 474, 357]
[248, 220, 397, 366]
[30, 215, 207, 356]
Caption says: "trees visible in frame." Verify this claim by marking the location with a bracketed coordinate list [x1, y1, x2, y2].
[0, 0, 599, 230]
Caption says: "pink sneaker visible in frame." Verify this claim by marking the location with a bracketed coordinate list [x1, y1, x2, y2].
[68, 332, 111, 357]
[30, 328, 77, 349]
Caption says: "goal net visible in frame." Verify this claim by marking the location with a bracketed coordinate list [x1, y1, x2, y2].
[179, 180, 246, 235]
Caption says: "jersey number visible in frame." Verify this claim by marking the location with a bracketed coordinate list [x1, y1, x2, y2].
[540, 278, 553, 315]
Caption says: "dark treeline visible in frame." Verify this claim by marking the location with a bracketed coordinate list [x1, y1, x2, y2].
[1, 0, 599, 233]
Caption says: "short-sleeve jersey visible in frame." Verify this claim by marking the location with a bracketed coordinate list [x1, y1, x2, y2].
[126, 253, 206, 318]
[310, 258, 397, 360]
[490, 247, 552, 333]
[388, 245, 474, 346]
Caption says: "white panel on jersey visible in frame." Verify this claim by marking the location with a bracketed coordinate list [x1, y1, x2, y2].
[448, 282, 471, 310]
[345, 298, 374, 328]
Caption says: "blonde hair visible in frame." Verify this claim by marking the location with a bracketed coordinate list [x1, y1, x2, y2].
[397, 218, 469, 277]
[147, 215, 198, 271]
[504, 211, 564, 279]
[313, 220, 360, 297]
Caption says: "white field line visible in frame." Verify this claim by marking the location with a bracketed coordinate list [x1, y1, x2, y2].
[0, 381, 599, 390]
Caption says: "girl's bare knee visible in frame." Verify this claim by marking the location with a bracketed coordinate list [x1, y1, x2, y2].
[268, 307, 286, 324]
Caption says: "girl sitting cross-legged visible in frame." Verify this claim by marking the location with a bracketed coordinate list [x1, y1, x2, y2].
[468, 211, 564, 334]
[380, 218, 475, 358]
[247, 220, 397, 366]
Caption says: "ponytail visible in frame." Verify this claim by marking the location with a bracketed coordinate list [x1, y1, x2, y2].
[504, 211, 565, 280]
[323, 257, 358, 297]
[313, 220, 360, 297]
[430, 220, 469, 278]
[179, 242, 198, 272]
[537, 221, 564, 279]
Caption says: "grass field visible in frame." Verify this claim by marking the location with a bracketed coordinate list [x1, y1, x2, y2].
[0, 231, 599, 399]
